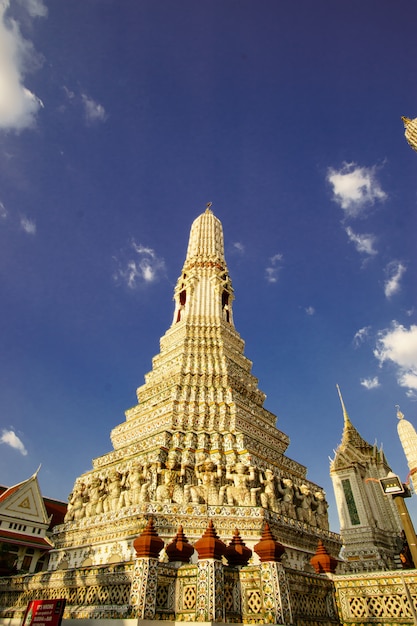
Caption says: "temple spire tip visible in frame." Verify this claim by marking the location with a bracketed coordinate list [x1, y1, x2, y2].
[336, 384, 350, 424]
[396, 404, 404, 420]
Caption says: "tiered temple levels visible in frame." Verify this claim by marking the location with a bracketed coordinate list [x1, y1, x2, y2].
[49, 206, 340, 572]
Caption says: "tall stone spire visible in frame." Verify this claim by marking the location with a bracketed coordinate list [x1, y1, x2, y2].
[111, 204, 270, 441]
[172, 204, 234, 325]
[50, 206, 340, 574]
[397, 407, 417, 492]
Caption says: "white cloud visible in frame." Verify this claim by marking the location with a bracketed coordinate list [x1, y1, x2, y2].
[81, 94, 107, 124]
[305, 306, 315, 316]
[360, 377, 380, 390]
[374, 322, 417, 393]
[114, 241, 165, 289]
[327, 162, 387, 218]
[265, 253, 283, 284]
[384, 260, 406, 299]
[345, 226, 377, 256]
[232, 242, 245, 253]
[18, 0, 48, 18]
[63, 85, 75, 100]
[0, 429, 28, 455]
[0, 200, 7, 219]
[353, 326, 371, 348]
[20, 216, 36, 234]
[0, 0, 46, 131]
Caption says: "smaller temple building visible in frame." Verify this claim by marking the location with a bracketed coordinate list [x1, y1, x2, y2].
[330, 387, 404, 572]
[0, 470, 66, 576]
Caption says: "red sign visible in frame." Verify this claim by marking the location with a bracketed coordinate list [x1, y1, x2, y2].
[22, 599, 66, 626]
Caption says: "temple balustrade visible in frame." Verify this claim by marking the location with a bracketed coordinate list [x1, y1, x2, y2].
[0, 558, 339, 626]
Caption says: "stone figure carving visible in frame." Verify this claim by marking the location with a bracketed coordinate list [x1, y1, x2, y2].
[294, 484, 313, 524]
[260, 469, 279, 512]
[65, 483, 87, 522]
[128, 462, 150, 505]
[155, 457, 187, 504]
[118, 470, 130, 509]
[313, 491, 329, 530]
[85, 476, 105, 517]
[276, 478, 296, 518]
[225, 462, 259, 506]
[171, 431, 184, 449]
[184, 432, 196, 449]
[103, 470, 122, 513]
[189, 459, 226, 505]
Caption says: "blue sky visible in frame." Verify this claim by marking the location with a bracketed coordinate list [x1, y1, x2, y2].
[0, 0, 416, 532]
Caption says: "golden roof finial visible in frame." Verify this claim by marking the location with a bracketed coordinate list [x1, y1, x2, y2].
[396, 404, 405, 420]
[205, 201, 213, 213]
[336, 384, 350, 424]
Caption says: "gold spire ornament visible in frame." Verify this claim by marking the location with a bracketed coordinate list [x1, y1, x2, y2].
[402, 116, 417, 153]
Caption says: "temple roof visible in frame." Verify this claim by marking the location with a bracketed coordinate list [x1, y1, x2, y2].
[330, 386, 383, 471]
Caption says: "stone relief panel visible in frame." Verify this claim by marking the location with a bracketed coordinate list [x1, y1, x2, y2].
[64, 432, 329, 534]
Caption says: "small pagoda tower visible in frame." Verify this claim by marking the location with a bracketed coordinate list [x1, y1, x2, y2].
[330, 386, 403, 572]
[49, 205, 340, 572]
[397, 407, 417, 494]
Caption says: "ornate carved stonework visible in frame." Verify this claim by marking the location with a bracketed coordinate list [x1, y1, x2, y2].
[49, 207, 340, 572]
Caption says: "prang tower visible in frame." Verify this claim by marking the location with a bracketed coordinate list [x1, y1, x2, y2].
[50, 206, 340, 571]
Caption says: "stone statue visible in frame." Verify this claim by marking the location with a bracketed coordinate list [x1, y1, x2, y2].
[65, 483, 87, 522]
[128, 462, 150, 505]
[155, 457, 186, 504]
[295, 484, 313, 524]
[225, 462, 259, 506]
[277, 478, 296, 518]
[190, 459, 226, 505]
[85, 476, 104, 517]
[103, 470, 122, 513]
[118, 471, 130, 509]
[313, 491, 329, 530]
[260, 469, 279, 512]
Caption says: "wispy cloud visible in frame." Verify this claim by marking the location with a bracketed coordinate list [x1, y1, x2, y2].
[18, 0, 48, 18]
[353, 326, 371, 348]
[327, 162, 387, 218]
[374, 321, 417, 396]
[20, 216, 36, 234]
[232, 242, 245, 254]
[0, 0, 46, 131]
[360, 376, 380, 390]
[305, 306, 315, 316]
[265, 253, 283, 284]
[81, 94, 107, 125]
[0, 201, 7, 219]
[345, 226, 377, 256]
[384, 260, 406, 299]
[113, 241, 165, 289]
[0, 429, 28, 456]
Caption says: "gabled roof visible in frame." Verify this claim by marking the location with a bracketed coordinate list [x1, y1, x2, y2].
[330, 386, 383, 472]
[0, 472, 50, 525]
[43, 497, 67, 529]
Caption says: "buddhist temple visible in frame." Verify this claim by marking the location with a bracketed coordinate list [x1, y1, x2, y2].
[330, 386, 403, 572]
[48, 206, 340, 572]
[3, 207, 417, 626]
